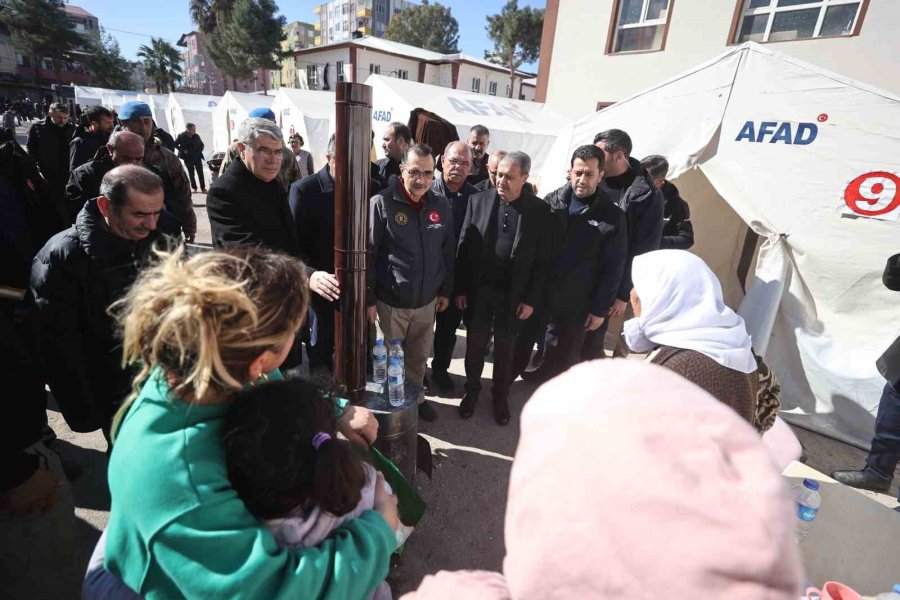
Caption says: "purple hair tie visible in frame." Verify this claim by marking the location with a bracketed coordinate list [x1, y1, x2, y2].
[311, 432, 331, 450]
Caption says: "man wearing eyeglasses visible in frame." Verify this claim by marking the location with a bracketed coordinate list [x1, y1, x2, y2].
[207, 117, 300, 258]
[368, 144, 455, 421]
[454, 152, 551, 425]
[429, 141, 477, 394]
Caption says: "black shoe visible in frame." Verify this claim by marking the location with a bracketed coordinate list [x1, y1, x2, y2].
[201, 188, 207, 193]
[458, 393, 478, 419]
[418, 401, 438, 422]
[430, 369, 454, 394]
[521, 366, 553, 385]
[493, 399, 510, 426]
[832, 468, 892, 492]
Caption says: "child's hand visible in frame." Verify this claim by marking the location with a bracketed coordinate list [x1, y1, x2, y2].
[374, 473, 399, 532]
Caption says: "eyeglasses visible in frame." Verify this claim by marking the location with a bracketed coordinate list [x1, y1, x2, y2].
[246, 143, 284, 159]
[446, 158, 471, 168]
[404, 169, 434, 180]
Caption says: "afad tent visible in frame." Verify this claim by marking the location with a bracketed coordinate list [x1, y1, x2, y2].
[166, 93, 219, 157]
[364, 74, 573, 190]
[564, 42, 900, 447]
[270, 88, 335, 170]
[71, 86, 175, 134]
[137, 93, 173, 134]
[212, 91, 274, 153]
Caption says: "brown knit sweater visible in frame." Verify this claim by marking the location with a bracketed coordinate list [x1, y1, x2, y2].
[651, 346, 758, 427]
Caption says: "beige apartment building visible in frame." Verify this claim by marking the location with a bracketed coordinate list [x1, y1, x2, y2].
[536, 0, 897, 118]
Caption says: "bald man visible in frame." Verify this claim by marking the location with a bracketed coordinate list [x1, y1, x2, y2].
[473, 149, 508, 192]
[65, 130, 146, 225]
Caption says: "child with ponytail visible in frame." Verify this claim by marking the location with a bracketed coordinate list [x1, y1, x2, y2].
[224, 378, 394, 599]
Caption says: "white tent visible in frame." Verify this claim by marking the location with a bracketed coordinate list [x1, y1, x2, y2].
[562, 42, 900, 447]
[166, 93, 219, 157]
[270, 88, 336, 169]
[363, 74, 573, 189]
[211, 91, 274, 153]
[137, 93, 173, 134]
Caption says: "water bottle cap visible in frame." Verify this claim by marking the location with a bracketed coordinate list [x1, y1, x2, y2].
[375, 339, 384, 346]
[893, 584, 900, 593]
[802, 478, 820, 491]
[392, 339, 401, 345]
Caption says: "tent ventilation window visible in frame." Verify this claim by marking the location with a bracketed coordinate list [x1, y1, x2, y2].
[733, 0, 865, 44]
[609, 0, 672, 54]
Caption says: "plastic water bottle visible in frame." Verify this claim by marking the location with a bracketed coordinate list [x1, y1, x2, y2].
[874, 584, 900, 600]
[794, 478, 821, 543]
[389, 339, 405, 385]
[372, 339, 387, 384]
[388, 358, 404, 407]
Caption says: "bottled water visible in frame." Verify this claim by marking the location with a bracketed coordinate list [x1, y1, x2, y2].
[874, 584, 900, 600]
[794, 478, 821, 543]
[389, 339, 405, 385]
[372, 339, 387, 384]
[388, 358, 404, 407]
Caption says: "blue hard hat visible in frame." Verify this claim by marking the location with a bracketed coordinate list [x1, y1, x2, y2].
[119, 101, 152, 120]
[248, 107, 276, 120]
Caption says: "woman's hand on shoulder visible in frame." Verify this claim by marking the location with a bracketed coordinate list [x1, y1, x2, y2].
[338, 405, 378, 448]
[373, 473, 399, 532]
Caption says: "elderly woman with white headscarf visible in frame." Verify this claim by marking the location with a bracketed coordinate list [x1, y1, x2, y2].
[624, 249, 759, 425]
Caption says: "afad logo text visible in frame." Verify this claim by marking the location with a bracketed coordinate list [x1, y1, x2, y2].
[735, 120, 818, 145]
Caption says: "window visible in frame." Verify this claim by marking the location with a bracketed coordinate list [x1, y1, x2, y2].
[307, 64, 319, 89]
[337, 60, 345, 82]
[732, 0, 867, 44]
[471, 78, 481, 93]
[369, 63, 381, 75]
[608, 0, 672, 53]
[396, 69, 408, 80]
[488, 81, 498, 95]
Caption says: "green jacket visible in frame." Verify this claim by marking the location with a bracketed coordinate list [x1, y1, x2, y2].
[105, 370, 395, 599]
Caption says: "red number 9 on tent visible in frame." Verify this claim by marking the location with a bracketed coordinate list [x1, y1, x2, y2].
[844, 171, 900, 217]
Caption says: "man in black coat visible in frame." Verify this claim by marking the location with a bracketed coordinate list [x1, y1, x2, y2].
[465, 125, 491, 187]
[429, 141, 477, 394]
[65, 130, 145, 224]
[641, 154, 694, 250]
[175, 122, 206, 193]
[26, 102, 75, 205]
[376, 121, 411, 184]
[154, 123, 176, 152]
[69, 105, 114, 170]
[833, 254, 900, 496]
[582, 129, 664, 360]
[516, 145, 628, 384]
[207, 118, 299, 256]
[289, 134, 383, 375]
[30, 165, 180, 435]
[472, 149, 506, 192]
[455, 151, 551, 425]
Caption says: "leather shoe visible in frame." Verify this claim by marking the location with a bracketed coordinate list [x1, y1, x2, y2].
[493, 399, 510, 426]
[521, 366, 553, 385]
[832, 468, 891, 492]
[430, 369, 454, 394]
[458, 393, 478, 419]
[418, 401, 438, 422]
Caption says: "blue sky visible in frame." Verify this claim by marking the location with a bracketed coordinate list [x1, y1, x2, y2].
[72, 0, 546, 73]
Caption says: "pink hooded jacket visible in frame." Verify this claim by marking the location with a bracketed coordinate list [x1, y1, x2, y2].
[403, 360, 802, 599]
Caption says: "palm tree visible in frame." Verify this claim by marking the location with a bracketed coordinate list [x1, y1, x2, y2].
[137, 38, 184, 93]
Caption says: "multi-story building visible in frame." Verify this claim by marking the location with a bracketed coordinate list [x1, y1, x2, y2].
[314, 0, 416, 46]
[282, 36, 535, 99]
[178, 31, 268, 95]
[271, 21, 318, 89]
[536, 0, 899, 117]
[8, 5, 99, 88]
[130, 61, 148, 93]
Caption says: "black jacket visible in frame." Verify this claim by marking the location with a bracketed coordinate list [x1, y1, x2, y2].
[289, 166, 335, 275]
[155, 127, 176, 152]
[26, 116, 75, 191]
[175, 131, 205, 162]
[660, 181, 694, 250]
[544, 184, 628, 318]
[431, 172, 477, 242]
[376, 157, 401, 184]
[29, 199, 181, 432]
[473, 177, 494, 192]
[69, 128, 109, 171]
[207, 157, 300, 256]
[455, 188, 552, 313]
[368, 179, 455, 309]
[466, 153, 489, 186]
[601, 157, 664, 300]
[65, 153, 115, 225]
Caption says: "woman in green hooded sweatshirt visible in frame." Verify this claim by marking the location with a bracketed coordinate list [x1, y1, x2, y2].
[99, 246, 398, 599]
